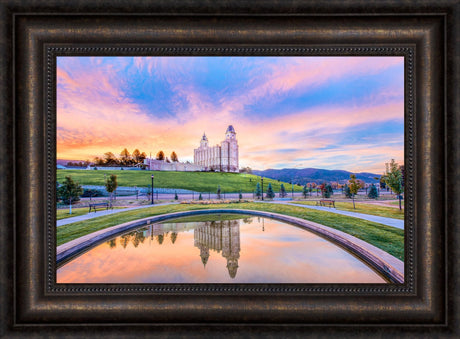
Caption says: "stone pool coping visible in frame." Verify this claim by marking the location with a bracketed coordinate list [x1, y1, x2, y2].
[57, 209, 404, 283]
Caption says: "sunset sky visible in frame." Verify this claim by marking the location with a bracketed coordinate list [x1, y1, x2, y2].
[57, 56, 404, 173]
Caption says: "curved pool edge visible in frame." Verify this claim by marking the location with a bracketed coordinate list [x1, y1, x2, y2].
[57, 209, 404, 283]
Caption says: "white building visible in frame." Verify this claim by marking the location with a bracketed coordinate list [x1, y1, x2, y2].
[194, 125, 239, 172]
[144, 125, 239, 172]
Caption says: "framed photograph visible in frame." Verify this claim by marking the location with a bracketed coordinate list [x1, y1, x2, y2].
[2, 0, 458, 337]
[55, 55, 405, 285]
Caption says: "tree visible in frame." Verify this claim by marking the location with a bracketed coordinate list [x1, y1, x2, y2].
[174, 192, 178, 200]
[320, 183, 333, 198]
[217, 185, 221, 199]
[302, 184, 308, 198]
[170, 151, 178, 162]
[379, 174, 387, 189]
[170, 232, 178, 244]
[343, 184, 352, 198]
[93, 156, 104, 166]
[120, 148, 131, 166]
[348, 174, 363, 209]
[57, 176, 83, 206]
[105, 174, 118, 207]
[385, 159, 404, 210]
[266, 183, 275, 199]
[139, 152, 147, 163]
[279, 184, 287, 198]
[239, 190, 243, 200]
[132, 149, 141, 164]
[104, 152, 118, 166]
[56, 181, 60, 202]
[199, 193, 203, 200]
[156, 151, 165, 161]
[239, 166, 252, 174]
[368, 184, 379, 199]
[108, 239, 117, 248]
[318, 183, 333, 198]
[255, 182, 262, 199]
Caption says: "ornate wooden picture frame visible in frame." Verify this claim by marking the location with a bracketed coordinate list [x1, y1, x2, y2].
[1, 1, 458, 337]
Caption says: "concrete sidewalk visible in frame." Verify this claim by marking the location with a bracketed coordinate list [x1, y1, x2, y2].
[263, 201, 404, 229]
[57, 202, 179, 227]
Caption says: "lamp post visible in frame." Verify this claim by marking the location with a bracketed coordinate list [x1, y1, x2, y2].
[261, 177, 264, 201]
[152, 174, 157, 205]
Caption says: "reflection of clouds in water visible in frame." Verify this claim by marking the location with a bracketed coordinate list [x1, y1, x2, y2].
[57, 216, 386, 284]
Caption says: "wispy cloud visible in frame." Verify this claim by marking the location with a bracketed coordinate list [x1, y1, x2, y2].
[57, 56, 404, 172]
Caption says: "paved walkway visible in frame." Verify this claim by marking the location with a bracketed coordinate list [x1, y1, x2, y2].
[58, 200, 404, 230]
[261, 201, 404, 230]
[57, 202, 179, 227]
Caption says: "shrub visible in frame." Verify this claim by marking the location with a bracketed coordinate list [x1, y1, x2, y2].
[81, 188, 105, 198]
[368, 184, 379, 199]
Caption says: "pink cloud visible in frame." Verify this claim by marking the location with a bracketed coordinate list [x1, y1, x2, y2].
[57, 57, 403, 172]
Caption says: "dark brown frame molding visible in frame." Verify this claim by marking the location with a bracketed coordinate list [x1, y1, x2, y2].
[1, 1, 459, 337]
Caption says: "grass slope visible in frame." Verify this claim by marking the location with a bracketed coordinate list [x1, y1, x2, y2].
[292, 201, 404, 220]
[57, 169, 303, 193]
[57, 207, 124, 220]
[57, 202, 404, 260]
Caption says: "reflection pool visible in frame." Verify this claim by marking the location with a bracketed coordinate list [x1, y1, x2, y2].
[57, 214, 387, 283]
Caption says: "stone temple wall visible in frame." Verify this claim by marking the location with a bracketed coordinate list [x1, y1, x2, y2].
[144, 158, 203, 172]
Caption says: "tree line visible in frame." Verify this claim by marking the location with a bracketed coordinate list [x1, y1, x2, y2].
[91, 149, 180, 167]
[93, 148, 148, 167]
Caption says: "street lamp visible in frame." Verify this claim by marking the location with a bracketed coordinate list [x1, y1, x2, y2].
[152, 174, 157, 205]
[261, 177, 264, 201]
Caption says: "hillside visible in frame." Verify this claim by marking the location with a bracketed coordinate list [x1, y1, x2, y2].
[252, 168, 380, 185]
[57, 169, 303, 193]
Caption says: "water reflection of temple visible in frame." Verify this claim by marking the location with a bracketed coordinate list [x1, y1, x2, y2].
[194, 219, 241, 279]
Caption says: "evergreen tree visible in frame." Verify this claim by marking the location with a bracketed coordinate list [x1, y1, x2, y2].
[217, 185, 221, 199]
[57, 176, 83, 205]
[199, 193, 203, 200]
[170, 232, 178, 244]
[266, 183, 275, 199]
[174, 192, 178, 200]
[368, 184, 379, 199]
[255, 182, 261, 199]
[343, 184, 352, 198]
[279, 184, 287, 197]
[321, 183, 333, 198]
[239, 190, 243, 200]
[302, 184, 308, 198]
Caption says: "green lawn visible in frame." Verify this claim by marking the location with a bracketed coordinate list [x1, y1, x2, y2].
[57, 202, 404, 260]
[390, 200, 405, 206]
[57, 169, 303, 193]
[291, 201, 405, 220]
[57, 207, 124, 220]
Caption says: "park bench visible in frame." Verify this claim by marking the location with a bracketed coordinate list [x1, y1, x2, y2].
[318, 199, 335, 208]
[88, 202, 111, 213]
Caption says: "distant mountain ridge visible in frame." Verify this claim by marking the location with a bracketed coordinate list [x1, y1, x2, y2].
[252, 168, 380, 185]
